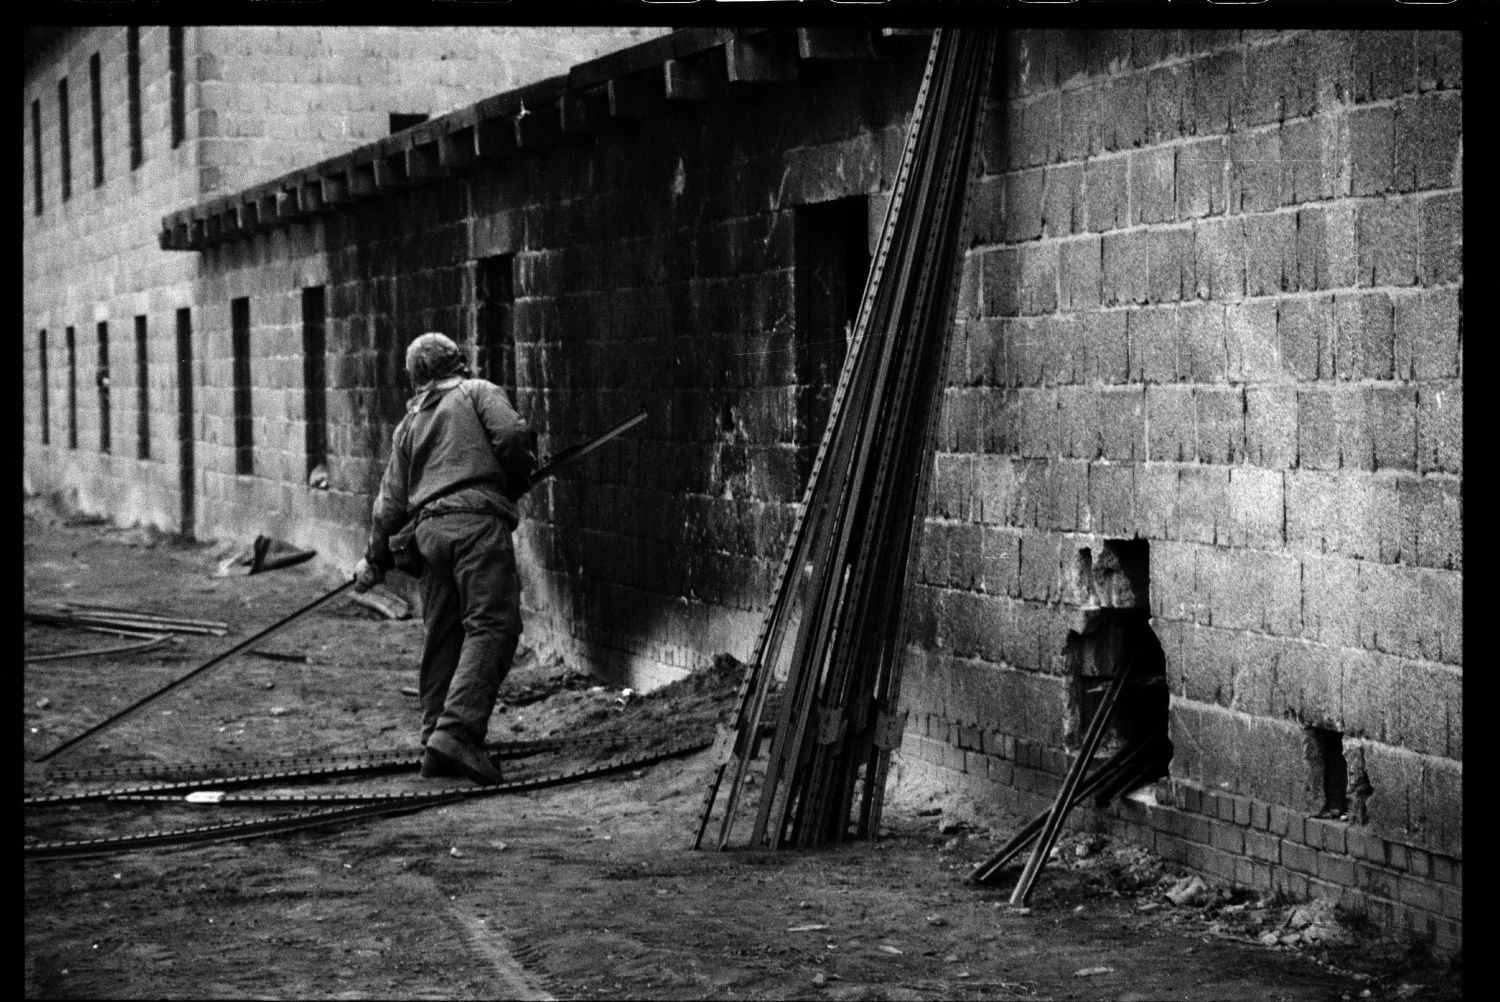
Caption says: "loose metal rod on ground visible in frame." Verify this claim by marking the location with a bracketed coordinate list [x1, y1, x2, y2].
[33, 580, 357, 764]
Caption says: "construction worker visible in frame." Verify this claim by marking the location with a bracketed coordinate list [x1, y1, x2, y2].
[353, 332, 535, 785]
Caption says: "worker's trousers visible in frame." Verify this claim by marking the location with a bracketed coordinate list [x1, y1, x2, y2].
[414, 511, 522, 747]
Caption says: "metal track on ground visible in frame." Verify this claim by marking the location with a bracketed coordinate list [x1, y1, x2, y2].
[25, 732, 711, 859]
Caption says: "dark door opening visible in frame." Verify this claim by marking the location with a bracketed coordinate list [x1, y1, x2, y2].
[176, 308, 196, 538]
[793, 196, 871, 487]
[476, 254, 516, 393]
[96, 321, 111, 454]
[302, 286, 329, 486]
[231, 297, 253, 476]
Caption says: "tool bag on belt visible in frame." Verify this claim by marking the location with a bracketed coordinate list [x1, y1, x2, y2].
[388, 519, 424, 576]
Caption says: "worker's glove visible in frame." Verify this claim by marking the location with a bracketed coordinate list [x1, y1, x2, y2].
[353, 557, 384, 593]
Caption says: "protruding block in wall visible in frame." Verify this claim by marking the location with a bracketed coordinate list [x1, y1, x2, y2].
[726, 33, 798, 84]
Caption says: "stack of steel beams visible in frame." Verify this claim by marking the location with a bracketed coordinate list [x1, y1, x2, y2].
[695, 28, 996, 851]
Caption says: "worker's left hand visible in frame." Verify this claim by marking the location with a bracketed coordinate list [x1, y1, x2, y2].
[353, 558, 384, 593]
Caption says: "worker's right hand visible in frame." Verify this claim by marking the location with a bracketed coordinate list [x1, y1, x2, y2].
[353, 558, 384, 593]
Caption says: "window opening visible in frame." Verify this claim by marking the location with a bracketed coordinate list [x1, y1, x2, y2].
[31, 99, 43, 215]
[58, 78, 71, 201]
[176, 308, 196, 536]
[97, 321, 111, 454]
[66, 326, 78, 449]
[135, 315, 150, 459]
[90, 52, 104, 187]
[302, 286, 329, 488]
[127, 26, 142, 169]
[169, 27, 185, 148]
[793, 196, 870, 487]
[232, 297, 253, 475]
[476, 255, 516, 390]
[39, 330, 51, 446]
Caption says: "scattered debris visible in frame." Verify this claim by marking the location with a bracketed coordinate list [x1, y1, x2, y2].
[400, 687, 420, 697]
[1165, 875, 1210, 907]
[878, 945, 904, 956]
[788, 924, 830, 933]
[247, 535, 317, 576]
[269, 706, 291, 717]
[449, 846, 464, 859]
[1074, 966, 1115, 977]
[26, 606, 227, 636]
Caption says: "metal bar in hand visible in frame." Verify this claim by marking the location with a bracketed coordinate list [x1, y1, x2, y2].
[529, 407, 647, 484]
[34, 580, 357, 764]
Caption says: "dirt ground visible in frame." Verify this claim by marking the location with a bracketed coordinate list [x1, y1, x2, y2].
[24, 493, 1462, 1001]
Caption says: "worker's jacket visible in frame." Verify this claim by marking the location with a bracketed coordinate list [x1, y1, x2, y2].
[366, 376, 535, 568]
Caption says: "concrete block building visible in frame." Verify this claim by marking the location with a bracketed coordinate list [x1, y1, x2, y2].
[23, 26, 1462, 954]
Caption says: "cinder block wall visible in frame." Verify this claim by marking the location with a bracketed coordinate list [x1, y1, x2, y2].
[26, 27, 1460, 952]
[23, 26, 667, 532]
[898, 29, 1461, 954]
[23, 27, 202, 525]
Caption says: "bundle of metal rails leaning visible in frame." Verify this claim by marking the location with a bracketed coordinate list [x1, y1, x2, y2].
[26, 726, 711, 860]
[694, 26, 996, 852]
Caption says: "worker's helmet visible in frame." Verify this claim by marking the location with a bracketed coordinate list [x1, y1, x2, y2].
[405, 332, 469, 386]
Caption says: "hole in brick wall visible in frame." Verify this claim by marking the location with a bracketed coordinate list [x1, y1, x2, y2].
[1064, 539, 1169, 786]
[1304, 726, 1357, 819]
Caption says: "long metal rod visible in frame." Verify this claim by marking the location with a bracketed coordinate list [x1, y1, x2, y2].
[1009, 652, 1140, 905]
[33, 580, 357, 764]
[530, 406, 647, 483]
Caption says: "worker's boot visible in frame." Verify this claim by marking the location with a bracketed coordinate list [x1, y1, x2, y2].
[419, 744, 464, 779]
[424, 729, 503, 785]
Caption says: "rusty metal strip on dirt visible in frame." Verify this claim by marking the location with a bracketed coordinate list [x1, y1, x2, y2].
[106, 736, 707, 806]
[25, 734, 712, 859]
[24, 797, 469, 861]
[39, 730, 636, 787]
[28, 728, 677, 807]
